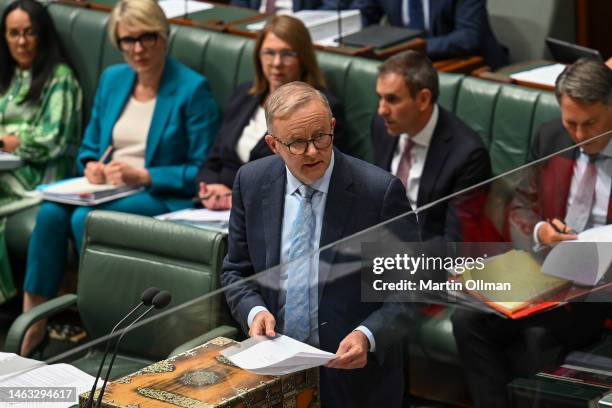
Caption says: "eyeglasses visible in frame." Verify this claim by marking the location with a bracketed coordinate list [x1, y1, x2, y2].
[260, 49, 298, 63]
[5, 28, 37, 41]
[117, 32, 158, 52]
[272, 133, 333, 155]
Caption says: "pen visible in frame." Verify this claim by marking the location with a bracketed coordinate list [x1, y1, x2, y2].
[547, 218, 577, 235]
[192, 192, 232, 202]
[99, 146, 113, 164]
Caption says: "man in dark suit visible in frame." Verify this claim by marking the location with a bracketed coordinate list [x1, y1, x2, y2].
[356, 0, 508, 69]
[372, 50, 491, 240]
[220, 81, 419, 407]
[453, 57, 612, 408]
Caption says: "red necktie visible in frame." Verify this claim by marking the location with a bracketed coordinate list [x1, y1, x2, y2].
[396, 137, 413, 189]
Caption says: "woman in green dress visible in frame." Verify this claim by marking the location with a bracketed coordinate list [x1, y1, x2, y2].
[0, 0, 82, 304]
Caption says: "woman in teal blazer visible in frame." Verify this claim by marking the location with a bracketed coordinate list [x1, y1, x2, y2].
[20, 0, 219, 356]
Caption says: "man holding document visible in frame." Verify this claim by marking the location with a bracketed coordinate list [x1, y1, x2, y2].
[221, 81, 418, 407]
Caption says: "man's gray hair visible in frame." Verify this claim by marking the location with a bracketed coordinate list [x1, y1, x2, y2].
[265, 81, 332, 134]
[555, 57, 612, 105]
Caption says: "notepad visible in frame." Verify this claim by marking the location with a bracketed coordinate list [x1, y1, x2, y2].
[38, 177, 143, 206]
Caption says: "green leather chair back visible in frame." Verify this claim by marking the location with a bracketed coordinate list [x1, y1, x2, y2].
[78, 211, 228, 360]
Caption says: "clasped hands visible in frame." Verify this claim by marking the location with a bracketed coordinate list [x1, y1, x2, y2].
[250, 310, 369, 370]
[198, 182, 232, 210]
[84, 161, 151, 187]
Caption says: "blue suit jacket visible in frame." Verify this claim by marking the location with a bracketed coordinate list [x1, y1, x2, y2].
[77, 57, 220, 211]
[358, 0, 508, 69]
[221, 149, 419, 407]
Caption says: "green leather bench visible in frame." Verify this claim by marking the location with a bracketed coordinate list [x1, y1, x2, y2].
[1, 0, 563, 388]
[5, 211, 237, 377]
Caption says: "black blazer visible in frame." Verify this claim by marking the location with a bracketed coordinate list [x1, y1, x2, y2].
[372, 106, 492, 239]
[196, 82, 346, 188]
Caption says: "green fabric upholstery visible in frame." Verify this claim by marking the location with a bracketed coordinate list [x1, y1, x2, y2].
[438, 73, 464, 112]
[5, 206, 39, 260]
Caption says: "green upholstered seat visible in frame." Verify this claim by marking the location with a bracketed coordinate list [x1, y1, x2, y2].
[4, 211, 236, 377]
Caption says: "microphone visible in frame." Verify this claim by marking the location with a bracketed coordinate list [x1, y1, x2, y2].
[84, 287, 160, 408]
[95, 291, 172, 408]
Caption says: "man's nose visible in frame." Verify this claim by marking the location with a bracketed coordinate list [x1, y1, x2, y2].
[378, 101, 389, 116]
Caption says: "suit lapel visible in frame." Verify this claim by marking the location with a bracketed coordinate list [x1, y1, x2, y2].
[235, 92, 265, 157]
[145, 59, 178, 165]
[262, 162, 286, 270]
[417, 112, 451, 207]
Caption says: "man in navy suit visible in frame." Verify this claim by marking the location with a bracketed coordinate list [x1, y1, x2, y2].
[356, 0, 508, 69]
[372, 50, 491, 240]
[220, 81, 419, 407]
[231, 0, 352, 13]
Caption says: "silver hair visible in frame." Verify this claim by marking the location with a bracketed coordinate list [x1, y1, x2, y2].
[265, 81, 332, 134]
[555, 57, 612, 105]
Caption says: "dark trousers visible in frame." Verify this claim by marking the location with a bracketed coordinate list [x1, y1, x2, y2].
[451, 304, 608, 408]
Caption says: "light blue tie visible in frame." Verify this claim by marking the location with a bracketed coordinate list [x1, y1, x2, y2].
[284, 184, 316, 341]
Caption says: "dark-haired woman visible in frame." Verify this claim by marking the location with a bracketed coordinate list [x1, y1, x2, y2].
[0, 0, 82, 304]
[195, 15, 345, 210]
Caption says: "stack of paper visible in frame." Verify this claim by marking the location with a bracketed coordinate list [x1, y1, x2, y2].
[247, 10, 362, 46]
[510, 63, 566, 87]
[38, 177, 142, 206]
[156, 208, 230, 233]
[157, 0, 213, 19]
[0, 151, 22, 170]
[0, 352, 96, 408]
[221, 335, 335, 376]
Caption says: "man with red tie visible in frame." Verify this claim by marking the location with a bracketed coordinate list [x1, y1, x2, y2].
[372, 50, 491, 240]
[453, 57, 612, 408]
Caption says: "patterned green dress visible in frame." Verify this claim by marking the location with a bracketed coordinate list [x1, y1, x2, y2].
[0, 63, 82, 303]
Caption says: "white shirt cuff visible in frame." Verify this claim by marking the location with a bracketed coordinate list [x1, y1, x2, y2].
[247, 306, 269, 328]
[533, 221, 547, 251]
[354, 326, 375, 352]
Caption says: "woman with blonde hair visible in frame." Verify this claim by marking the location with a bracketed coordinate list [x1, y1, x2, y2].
[20, 0, 219, 356]
[195, 15, 345, 210]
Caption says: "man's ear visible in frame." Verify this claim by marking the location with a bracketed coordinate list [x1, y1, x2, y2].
[265, 134, 279, 154]
[331, 117, 336, 133]
[417, 89, 433, 112]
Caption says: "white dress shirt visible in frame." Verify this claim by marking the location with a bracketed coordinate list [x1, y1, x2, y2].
[533, 140, 612, 244]
[235, 106, 267, 163]
[248, 152, 377, 351]
[390, 104, 439, 209]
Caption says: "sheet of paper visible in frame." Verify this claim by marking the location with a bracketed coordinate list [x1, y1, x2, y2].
[510, 63, 566, 87]
[0, 362, 96, 408]
[0, 353, 45, 379]
[156, 208, 230, 222]
[158, 0, 213, 19]
[222, 335, 335, 376]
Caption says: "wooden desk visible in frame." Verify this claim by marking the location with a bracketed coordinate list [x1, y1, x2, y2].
[475, 59, 557, 91]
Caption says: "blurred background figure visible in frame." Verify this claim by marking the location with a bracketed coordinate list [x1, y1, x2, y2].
[0, 0, 81, 305]
[20, 0, 219, 356]
[195, 15, 344, 210]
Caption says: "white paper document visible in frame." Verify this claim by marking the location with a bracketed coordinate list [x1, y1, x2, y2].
[156, 208, 230, 232]
[158, 0, 213, 19]
[510, 63, 566, 87]
[221, 335, 335, 376]
[541, 224, 612, 286]
[36, 177, 143, 206]
[0, 353, 96, 408]
[247, 10, 361, 45]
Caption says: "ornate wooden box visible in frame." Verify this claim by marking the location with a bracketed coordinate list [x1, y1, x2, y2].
[79, 337, 319, 408]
